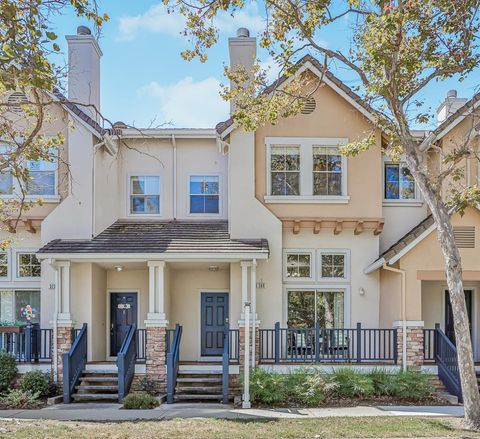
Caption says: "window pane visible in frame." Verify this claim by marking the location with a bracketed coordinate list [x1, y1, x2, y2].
[0, 172, 13, 195]
[287, 291, 315, 328]
[270, 146, 300, 196]
[0, 254, 7, 277]
[190, 195, 204, 213]
[144, 176, 160, 194]
[131, 177, 146, 195]
[17, 253, 40, 278]
[286, 253, 310, 278]
[285, 172, 300, 195]
[190, 176, 204, 195]
[271, 172, 286, 195]
[399, 166, 415, 199]
[328, 154, 342, 172]
[385, 164, 400, 199]
[27, 171, 55, 195]
[204, 176, 219, 194]
[328, 173, 342, 195]
[15, 290, 40, 324]
[321, 254, 346, 278]
[317, 291, 344, 328]
[27, 159, 56, 172]
[144, 196, 160, 214]
[204, 195, 219, 213]
[313, 173, 327, 195]
[131, 196, 145, 213]
[0, 290, 14, 322]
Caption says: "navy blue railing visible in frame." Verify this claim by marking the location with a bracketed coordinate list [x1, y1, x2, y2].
[136, 328, 147, 361]
[229, 329, 240, 363]
[435, 324, 462, 401]
[260, 323, 397, 364]
[0, 324, 53, 362]
[423, 327, 437, 362]
[117, 324, 137, 403]
[63, 323, 87, 404]
[166, 324, 182, 404]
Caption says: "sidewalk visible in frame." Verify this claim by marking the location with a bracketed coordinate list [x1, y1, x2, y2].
[0, 403, 465, 422]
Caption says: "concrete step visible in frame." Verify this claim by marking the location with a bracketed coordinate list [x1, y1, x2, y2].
[176, 377, 222, 383]
[174, 394, 223, 401]
[75, 385, 118, 392]
[79, 376, 118, 383]
[81, 370, 117, 377]
[72, 393, 119, 401]
[176, 386, 223, 393]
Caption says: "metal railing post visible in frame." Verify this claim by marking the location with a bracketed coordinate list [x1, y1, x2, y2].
[315, 322, 320, 363]
[274, 322, 280, 363]
[356, 322, 362, 363]
[25, 322, 32, 362]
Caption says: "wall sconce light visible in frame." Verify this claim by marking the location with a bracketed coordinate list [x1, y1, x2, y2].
[359, 287, 366, 296]
[208, 265, 219, 272]
[114, 266, 124, 272]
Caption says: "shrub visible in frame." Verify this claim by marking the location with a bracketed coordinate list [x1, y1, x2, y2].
[329, 368, 374, 398]
[370, 369, 395, 396]
[123, 392, 159, 409]
[137, 376, 157, 396]
[0, 351, 17, 394]
[0, 389, 42, 409]
[20, 371, 52, 398]
[390, 370, 433, 400]
[249, 368, 287, 404]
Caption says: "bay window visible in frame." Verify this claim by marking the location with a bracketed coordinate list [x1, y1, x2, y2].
[266, 137, 348, 201]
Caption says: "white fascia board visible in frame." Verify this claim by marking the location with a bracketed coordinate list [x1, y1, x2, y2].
[45, 90, 103, 138]
[434, 98, 480, 142]
[36, 252, 269, 261]
[120, 128, 217, 139]
[363, 257, 386, 275]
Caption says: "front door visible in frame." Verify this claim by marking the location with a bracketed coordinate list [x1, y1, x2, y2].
[201, 292, 229, 356]
[445, 289, 473, 346]
[110, 292, 138, 356]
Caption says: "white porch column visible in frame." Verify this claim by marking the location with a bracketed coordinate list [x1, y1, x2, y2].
[145, 260, 168, 326]
[56, 261, 72, 325]
[240, 260, 249, 321]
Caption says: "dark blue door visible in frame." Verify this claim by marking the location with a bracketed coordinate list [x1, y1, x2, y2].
[201, 292, 229, 356]
[110, 293, 137, 356]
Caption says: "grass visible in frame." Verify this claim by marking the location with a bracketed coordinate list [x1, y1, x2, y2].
[0, 417, 479, 439]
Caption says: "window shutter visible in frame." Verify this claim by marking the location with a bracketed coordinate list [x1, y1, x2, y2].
[453, 226, 475, 248]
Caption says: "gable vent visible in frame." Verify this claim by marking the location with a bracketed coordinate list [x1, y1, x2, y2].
[300, 96, 316, 114]
[7, 92, 28, 113]
[453, 226, 475, 248]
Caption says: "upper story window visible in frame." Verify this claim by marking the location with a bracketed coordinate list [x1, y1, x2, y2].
[26, 159, 56, 196]
[130, 175, 160, 215]
[266, 137, 348, 202]
[285, 251, 312, 279]
[17, 253, 41, 278]
[320, 253, 346, 279]
[189, 175, 220, 214]
[0, 171, 13, 195]
[384, 162, 416, 201]
[313, 146, 342, 196]
[0, 253, 8, 278]
[270, 145, 300, 196]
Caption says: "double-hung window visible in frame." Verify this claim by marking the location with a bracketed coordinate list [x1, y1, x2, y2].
[189, 175, 220, 214]
[130, 175, 160, 215]
[384, 162, 415, 200]
[266, 138, 347, 201]
[270, 145, 300, 196]
[26, 158, 56, 196]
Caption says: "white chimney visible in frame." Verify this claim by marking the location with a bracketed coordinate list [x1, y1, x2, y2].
[66, 26, 102, 120]
[437, 90, 467, 125]
[228, 28, 256, 113]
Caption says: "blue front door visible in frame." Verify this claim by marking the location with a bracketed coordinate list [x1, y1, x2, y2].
[110, 292, 137, 356]
[201, 292, 229, 356]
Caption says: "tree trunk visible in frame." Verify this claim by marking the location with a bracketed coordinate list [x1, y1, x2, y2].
[404, 153, 480, 429]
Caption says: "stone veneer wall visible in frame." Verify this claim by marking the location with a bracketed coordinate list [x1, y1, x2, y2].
[396, 326, 424, 367]
[56, 326, 73, 384]
[145, 326, 167, 392]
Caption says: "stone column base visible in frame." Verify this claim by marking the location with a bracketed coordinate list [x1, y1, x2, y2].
[145, 326, 167, 393]
[394, 321, 424, 368]
[56, 325, 74, 384]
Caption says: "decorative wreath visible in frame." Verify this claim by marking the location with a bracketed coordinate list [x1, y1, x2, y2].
[21, 304, 36, 321]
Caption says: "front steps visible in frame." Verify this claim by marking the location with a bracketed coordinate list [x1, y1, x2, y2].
[174, 369, 224, 402]
[72, 369, 119, 402]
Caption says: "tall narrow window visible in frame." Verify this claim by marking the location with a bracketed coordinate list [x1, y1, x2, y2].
[17, 253, 41, 278]
[26, 158, 56, 196]
[384, 162, 415, 200]
[313, 146, 343, 195]
[270, 145, 300, 195]
[190, 176, 220, 214]
[130, 176, 160, 214]
[0, 144, 13, 195]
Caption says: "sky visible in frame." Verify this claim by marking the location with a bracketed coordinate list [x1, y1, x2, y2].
[50, 1, 480, 129]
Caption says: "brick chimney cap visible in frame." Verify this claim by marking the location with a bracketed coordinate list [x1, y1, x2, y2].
[236, 28, 250, 38]
[77, 26, 92, 36]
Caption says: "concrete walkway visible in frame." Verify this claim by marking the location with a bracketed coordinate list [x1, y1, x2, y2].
[0, 403, 465, 422]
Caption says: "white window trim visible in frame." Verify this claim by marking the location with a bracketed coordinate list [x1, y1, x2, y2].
[317, 249, 350, 283]
[186, 173, 223, 218]
[0, 250, 11, 281]
[14, 249, 41, 281]
[282, 285, 351, 328]
[283, 248, 315, 282]
[127, 173, 162, 217]
[0, 288, 41, 324]
[382, 157, 423, 206]
[0, 145, 59, 200]
[265, 137, 349, 202]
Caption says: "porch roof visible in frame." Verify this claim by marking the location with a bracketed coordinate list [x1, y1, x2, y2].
[37, 220, 269, 258]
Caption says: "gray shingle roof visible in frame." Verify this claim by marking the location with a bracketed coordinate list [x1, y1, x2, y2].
[38, 220, 269, 255]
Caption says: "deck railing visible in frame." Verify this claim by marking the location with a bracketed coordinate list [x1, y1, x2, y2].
[259, 323, 397, 364]
[166, 324, 183, 404]
[228, 329, 240, 363]
[136, 329, 147, 361]
[423, 327, 437, 362]
[222, 324, 230, 404]
[117, 324, 137, 402]
[435, 323, 462, 401]
[63, 323, 87, 404]
[0, 324, 53, 362]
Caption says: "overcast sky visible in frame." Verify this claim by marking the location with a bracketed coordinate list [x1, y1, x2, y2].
[51, 1, 480, 129]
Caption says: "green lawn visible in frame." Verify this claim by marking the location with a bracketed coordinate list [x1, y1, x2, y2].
[0, 417, 478, 439]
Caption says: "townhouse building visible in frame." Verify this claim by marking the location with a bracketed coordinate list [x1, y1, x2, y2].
[1, 25, 479, 403]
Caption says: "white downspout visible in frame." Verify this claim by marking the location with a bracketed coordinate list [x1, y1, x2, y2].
[172, 134, 177, 219]
[383, 263, 407, 371]
[50, 260, 59, 381]
[251, 259, 257, 368]
[243, 302, 251, 409]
